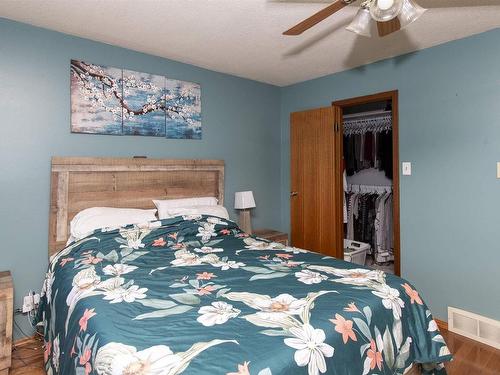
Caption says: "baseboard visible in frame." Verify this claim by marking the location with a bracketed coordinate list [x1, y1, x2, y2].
[436, 318, 448, 331]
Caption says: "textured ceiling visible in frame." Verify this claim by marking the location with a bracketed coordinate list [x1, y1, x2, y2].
[1, 0, 500, 86]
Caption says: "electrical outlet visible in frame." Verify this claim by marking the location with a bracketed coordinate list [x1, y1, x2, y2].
[21, 291, 39, 313]
[497, 162, 500, 179]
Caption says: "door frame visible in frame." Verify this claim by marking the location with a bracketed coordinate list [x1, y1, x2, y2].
[332, 90, 401, 276]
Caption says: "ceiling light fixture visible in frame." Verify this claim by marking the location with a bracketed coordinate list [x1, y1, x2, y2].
[346, 0, 427, 37]
[283, 0, 428, 38]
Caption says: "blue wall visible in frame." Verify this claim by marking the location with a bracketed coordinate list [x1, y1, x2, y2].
[2, 16, 499, 339]
[280, 28, 500, 322]
[0, 18, 281, 338]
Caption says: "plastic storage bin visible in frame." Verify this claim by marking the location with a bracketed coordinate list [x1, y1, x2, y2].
[344, 239, 370, 266]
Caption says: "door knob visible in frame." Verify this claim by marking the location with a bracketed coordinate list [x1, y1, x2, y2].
[290, 191, 298, 197]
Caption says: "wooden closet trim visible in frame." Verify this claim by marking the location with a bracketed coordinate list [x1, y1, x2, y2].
[332, 90, 401, 276]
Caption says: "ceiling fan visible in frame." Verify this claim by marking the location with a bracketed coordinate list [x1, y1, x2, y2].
[283, 0, 427, 38]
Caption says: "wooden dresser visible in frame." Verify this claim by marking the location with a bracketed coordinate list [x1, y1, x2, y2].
[0, 271, 13, 375]
[253, 229, 289, 246]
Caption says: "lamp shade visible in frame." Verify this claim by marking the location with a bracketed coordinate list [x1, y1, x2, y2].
[235, 191, 256, 209]
[398, 0, 427, 28]
[346, 7, 372, 37]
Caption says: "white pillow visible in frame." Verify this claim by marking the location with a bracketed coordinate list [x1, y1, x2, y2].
[153, 197, 218, 219]
[160, 205, 229, 220]
[70, 207, 157, 240]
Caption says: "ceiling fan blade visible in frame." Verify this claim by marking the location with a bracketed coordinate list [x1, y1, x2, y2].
[377, 18, 401, 37]
[417, 0, 499, 7]
[283, 0, 348, 36]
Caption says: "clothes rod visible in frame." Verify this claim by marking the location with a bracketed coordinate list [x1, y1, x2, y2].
[343, 110, 392, 120]
[347, 184, 392, 193]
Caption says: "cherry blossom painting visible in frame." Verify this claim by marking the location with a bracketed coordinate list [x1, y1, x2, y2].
[70, 60, 202, 138]
[165, 79, 202, 139]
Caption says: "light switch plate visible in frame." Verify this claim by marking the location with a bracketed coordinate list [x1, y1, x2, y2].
[402, 162, 412, 176]
[497, 162, 500, 179]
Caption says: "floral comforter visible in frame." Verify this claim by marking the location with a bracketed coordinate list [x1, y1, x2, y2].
[37, 215, 451, 375]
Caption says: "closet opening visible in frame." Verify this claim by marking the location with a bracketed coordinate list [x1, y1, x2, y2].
[333, 90, 400, 276]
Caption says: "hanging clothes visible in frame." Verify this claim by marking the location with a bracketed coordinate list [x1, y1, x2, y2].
[385, 194, 393, 254]
[374, 192, 386, 255]
[346, 188, 394, 264]
[354, 134, 362, 172]
[373, 132, 380, 169]
[378, 131, 393, 179]
[364, 132, 373, 168]
[344, 130, 392, 177]
[343, 111, 392, 177]
[343, 170, 348, 224]
[344, 136, 356, 176]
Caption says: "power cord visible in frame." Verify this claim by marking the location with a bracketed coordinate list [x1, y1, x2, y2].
[12, 311, 44, 368]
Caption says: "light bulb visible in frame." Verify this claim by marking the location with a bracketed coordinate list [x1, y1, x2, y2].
[370, 0, 403, 22]
[377, 0, 395, 10]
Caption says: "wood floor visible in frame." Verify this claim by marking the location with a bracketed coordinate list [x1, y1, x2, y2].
[441, 329, 500, 374]
[9, 329, 500, 374]
[10, 336, 44, 375]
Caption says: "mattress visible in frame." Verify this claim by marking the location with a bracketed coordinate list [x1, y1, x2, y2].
[37, 215, 452, 375]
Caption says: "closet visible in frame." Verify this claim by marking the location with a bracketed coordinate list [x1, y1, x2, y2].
[343, 100, 395, 273]
[290, 90, 400, 275]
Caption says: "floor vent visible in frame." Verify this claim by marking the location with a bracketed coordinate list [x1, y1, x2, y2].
[448, 307, 500, 349]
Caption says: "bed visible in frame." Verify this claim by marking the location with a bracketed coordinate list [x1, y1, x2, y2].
[37, 157, 451, 375]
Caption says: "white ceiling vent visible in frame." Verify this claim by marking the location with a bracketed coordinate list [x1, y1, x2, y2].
[448, 307, 500, 349]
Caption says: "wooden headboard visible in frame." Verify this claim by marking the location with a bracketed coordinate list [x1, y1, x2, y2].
[49, 157, 225, 256]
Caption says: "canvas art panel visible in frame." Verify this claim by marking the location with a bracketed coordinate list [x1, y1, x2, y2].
[165, 79, 202, 139]
[122, 70, 166, 136]
[70, 60, 123, 135]
[70, 59, 202, 139]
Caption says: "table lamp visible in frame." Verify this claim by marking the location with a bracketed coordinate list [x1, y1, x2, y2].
[234, 191, 256, 234]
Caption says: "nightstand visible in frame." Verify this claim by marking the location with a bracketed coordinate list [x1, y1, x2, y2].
[253, 229, 289, 246]
[0, 271, 13, 375]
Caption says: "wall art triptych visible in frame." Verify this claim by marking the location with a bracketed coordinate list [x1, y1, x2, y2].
[70, 59, 202, 139]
